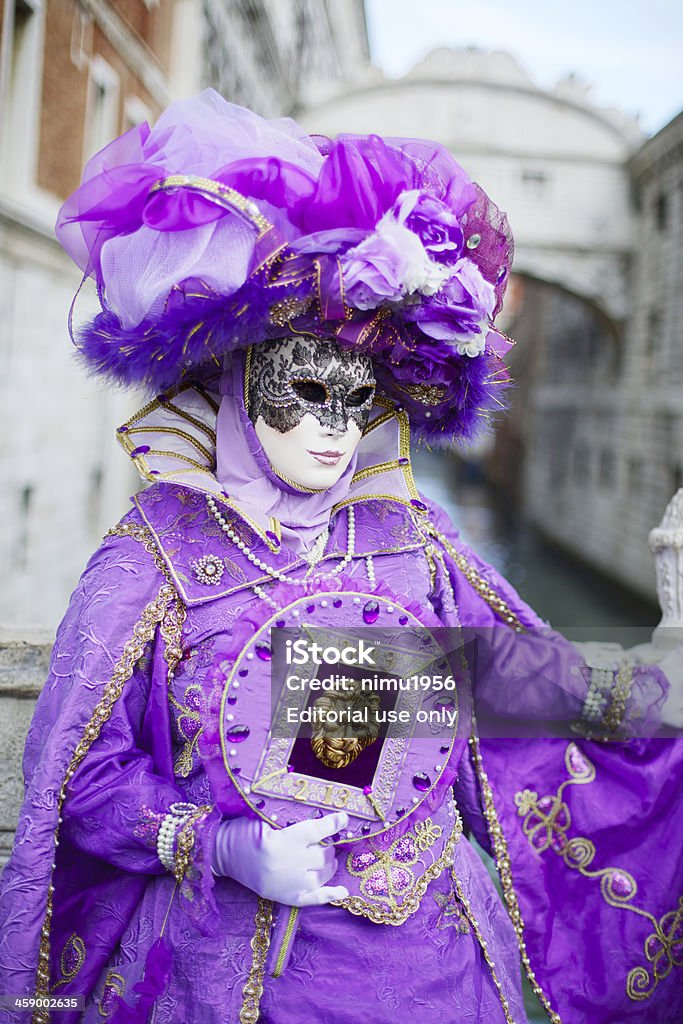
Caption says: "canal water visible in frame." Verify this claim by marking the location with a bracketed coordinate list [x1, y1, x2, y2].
[414, 448, 661, 641]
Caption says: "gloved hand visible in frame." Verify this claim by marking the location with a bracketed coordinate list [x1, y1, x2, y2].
[211, 811, 350, 907]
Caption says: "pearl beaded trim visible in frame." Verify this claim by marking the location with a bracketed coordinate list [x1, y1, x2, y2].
[206, 495, 356, 586]
[156, 801, 199, 873]
[582, 665, 614, 723]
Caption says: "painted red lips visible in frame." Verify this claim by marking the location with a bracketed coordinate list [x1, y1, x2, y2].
[308, 449, 344, 465]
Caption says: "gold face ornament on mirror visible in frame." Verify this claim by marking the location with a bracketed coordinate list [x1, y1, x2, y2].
[247, 336, 376, 491]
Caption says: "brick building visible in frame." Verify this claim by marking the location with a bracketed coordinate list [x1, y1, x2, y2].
[0, 0, 369, 629]
[0, 0, 180, 631]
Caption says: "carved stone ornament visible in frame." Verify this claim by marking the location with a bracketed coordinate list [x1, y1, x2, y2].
[649, 488, 683, 644]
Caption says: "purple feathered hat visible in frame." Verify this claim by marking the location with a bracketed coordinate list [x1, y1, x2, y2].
[56, 89, 515, 444]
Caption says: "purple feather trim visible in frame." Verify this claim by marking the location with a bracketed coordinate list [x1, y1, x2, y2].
[108, 937, 173, 1024]
[75, 273, 314, 392]
[74, 271, 510, 443]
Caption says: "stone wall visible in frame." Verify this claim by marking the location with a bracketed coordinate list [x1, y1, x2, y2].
[0, 628, 52, 866]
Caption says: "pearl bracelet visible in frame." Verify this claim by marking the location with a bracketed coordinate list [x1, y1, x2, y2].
[581, 664, 615, 724]
[156, 801, 199, 873]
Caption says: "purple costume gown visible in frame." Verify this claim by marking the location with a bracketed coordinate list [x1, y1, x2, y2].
[0, 380, 680, 1024]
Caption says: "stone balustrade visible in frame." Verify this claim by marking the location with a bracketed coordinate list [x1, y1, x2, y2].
[0, 628, 53, 865]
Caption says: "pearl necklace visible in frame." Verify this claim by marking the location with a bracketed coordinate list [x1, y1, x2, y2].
[206, 495, 356, 586]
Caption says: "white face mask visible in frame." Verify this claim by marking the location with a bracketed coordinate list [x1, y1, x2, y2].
[247, 336, 376, 491]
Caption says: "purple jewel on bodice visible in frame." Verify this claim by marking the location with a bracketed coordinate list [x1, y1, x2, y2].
[569, 745, 591, 777]
[227, 695, 237, 705]
[399, 615, 409, 626]
[611, 871, 634, 898]
[239, 669, 249, 677]
[130, 445, 150, 457]
[410, 499, 428, 512]
[255, 642, 271, 661]
[333, 598, 343, 608]
[265, 530, 281, 548]
[363, 601, 380, 625]
[225, 724, 250, 743]
[412, 771, 431, 791]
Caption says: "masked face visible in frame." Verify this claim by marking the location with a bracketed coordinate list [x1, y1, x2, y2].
[247, 336, 376, 490]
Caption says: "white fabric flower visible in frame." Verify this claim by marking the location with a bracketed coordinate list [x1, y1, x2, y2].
[342, 208, 454, 310]
[374, 213, 452, 297]
[454, 327, 488, 357]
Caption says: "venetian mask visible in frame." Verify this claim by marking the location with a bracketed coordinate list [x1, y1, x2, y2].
[247, 335, 376, 491]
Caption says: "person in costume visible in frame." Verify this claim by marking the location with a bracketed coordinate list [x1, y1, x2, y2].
[0, 90, 681, 1024]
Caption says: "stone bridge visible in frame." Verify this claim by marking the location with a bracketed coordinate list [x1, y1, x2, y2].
[299, 47, 643, 324]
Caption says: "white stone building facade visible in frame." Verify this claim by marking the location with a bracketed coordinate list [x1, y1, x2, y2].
[518, 112, 683, 602]
[298, 48, 641, 321]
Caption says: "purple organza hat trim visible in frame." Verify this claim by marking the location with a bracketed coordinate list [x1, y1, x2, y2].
[56, 89, 515, 444]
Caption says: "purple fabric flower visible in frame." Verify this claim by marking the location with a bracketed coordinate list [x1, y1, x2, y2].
[405, 259, 495, 353]
[340, 227, 407, 309]
[396, 190, 464, 262]
[341, 195, 454, 310]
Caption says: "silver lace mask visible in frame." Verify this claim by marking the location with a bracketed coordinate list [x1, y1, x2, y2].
[246, 336, 376, 434]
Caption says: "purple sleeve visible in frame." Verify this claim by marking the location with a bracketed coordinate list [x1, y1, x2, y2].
[60, 651, 218, 875]
[421, 501, 683, 1024]
[0, 513, 224, 1009]
[423, 496, 669, 739]
[57, 531, 221, 916]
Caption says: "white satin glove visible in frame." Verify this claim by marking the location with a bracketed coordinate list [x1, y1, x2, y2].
[211, 811, 350, 907]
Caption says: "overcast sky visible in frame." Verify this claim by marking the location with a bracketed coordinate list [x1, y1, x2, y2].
[365, 0, 683, 136]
